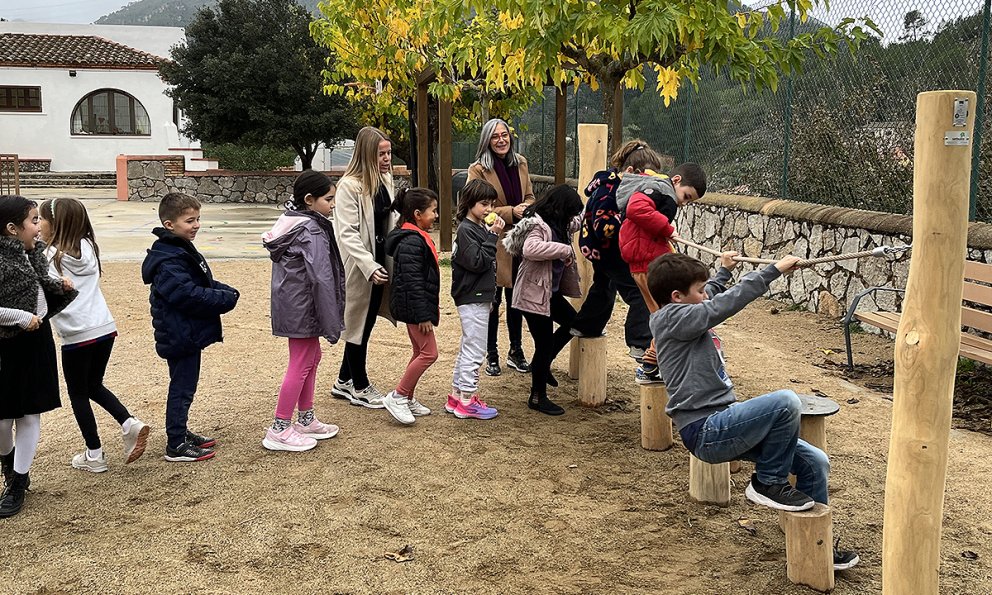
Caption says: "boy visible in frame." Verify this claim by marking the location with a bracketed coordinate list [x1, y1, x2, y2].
[647, 251, 859, 570]
[616, 162, 705, 384]
[141, 193, 239, 462]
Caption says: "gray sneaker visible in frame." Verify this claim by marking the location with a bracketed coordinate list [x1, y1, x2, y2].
[628, 346, 646, 362]
[351, 384, 386, 409]
[331, 378, 354, 400]
[71, 451, 109, 473]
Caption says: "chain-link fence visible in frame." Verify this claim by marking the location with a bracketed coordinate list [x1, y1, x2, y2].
[513, 0, 992, 221]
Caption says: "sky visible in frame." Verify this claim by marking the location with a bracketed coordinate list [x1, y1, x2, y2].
[1, 0, 132, 24]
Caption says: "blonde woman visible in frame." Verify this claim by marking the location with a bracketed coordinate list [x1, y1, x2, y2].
[467, 118, 535, 377]
[330, 126, 398, 408]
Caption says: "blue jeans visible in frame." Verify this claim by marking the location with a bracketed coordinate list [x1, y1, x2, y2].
[692, 390, 830, 504]
[166, 351, 201, 448]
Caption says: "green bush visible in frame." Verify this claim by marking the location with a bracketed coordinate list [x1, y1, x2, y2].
[201, 143, 297, 171]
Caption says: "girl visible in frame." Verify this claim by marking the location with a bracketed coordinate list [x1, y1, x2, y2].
[261, 170, 345, 451]
[502, 185, 584, 416]
[39, 198, 150, 472]
[332, 126, 398, 409]
[0, 195, 76, 518]
[467, 118, 536, 377]
[447, 179, 502, 420]
[382, 187, 441, 425]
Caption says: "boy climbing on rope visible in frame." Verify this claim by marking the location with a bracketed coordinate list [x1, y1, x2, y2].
[647, 251, 860, 571]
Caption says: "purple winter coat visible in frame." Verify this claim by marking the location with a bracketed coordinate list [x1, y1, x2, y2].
[263, 211, 346, 342]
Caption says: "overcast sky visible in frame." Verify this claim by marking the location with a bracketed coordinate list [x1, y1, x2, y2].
[1, 0, 984, 39]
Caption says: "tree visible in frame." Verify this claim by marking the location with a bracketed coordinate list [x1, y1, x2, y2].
[160, 0, 357, 169]
[431, 0, 876, 154]
[901, 10, 929, 42]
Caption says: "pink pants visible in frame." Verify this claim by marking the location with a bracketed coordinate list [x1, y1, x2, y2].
[275, 337, 322, 420]
[396, 323, 438, 398]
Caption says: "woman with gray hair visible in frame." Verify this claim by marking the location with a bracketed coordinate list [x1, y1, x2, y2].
[467, 118, 535, 377]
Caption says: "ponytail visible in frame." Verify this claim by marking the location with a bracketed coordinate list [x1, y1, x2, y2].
[392, 186, 438, 227]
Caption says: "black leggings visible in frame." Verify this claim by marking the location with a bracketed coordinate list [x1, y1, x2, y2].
[487, 286, 524, 356]
[339, 284, 384, 390]
[61, 337, 130, 450]
[521, 293, 577, 398]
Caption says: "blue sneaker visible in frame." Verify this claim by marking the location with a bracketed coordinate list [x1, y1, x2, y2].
[635, 365, 663, 385]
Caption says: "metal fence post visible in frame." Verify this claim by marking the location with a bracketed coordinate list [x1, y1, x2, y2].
[682, 86, 693, 164]
[971, 0, 991, 221]
[541, 89, 546, 175]
[782, 8, 796, 201]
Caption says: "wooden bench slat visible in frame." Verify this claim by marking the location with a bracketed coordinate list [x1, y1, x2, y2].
[959, 332, 992, 350]
[854, 311, 900, 332]
[959, 343, 992, 365]
[964, 260, 992, 284]
[962, 281, 992, 308]
[961, 306, 992, 334]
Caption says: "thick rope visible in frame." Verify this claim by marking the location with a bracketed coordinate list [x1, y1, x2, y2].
[673, 236, 911, 267]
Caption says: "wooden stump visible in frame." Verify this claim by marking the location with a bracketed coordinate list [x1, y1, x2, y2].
[577, 337, 607, 407]
[780, 503, 834, 592]
[797, 394, 840, 452]
[640, 384, 673, 451]
[688, 455, 730, 506]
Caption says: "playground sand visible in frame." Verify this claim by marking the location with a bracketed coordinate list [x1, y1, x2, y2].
[3, 259, 990, 594]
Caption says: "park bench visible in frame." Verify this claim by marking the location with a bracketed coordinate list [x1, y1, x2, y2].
[843, 260, 992, 370]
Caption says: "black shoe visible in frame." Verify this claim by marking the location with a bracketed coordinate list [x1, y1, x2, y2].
[0, 471, 29, 518]
[744, 473, 815, 512]
[485, 354, 502, 377]
[528, 393, 565, 416]
[0, 448, 13, 487]
[833, 539, 860, 570]
[507, 348, 530, 373]
[185, 430, 216, 449]
[164, 441, 216, 463]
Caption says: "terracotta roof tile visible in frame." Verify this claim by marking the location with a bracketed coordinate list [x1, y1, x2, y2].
[0, 33, 164, 70]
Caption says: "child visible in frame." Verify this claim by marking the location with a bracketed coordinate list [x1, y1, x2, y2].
[571, 140, 663, 363]
[39, 198, 150, 471]
[141, 193, 239, 462]
[382, 187, 441, 425]
[0, 195, 77, 518]
[647, 251, 859, 570]
[617, 161, 706, 384]
[502, 185, 584, 416]
[261, 170, 345, 451]
[448, 179, 503, 420]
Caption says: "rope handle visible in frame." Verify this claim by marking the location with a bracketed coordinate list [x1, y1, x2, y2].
[672, 236, 911, 268]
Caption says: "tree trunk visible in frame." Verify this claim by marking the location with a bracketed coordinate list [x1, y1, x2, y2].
[602, 76, 624, 156]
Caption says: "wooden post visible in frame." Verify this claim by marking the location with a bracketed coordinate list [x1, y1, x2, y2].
[781, 504, 834, 592]
[568, 124, 608, 379]
[437, 100, 453, 251]
[800, 417, 827, 452]
[688, 456, 730, 507]
[640, 384, 673, 450]
[576, 337, 607, 406]
[415, 81, 429, 189]
[882, 91, 976, 594]
[555, 87, 567, 185]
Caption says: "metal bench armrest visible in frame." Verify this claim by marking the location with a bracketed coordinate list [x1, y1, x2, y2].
[843, 286, 906, 370]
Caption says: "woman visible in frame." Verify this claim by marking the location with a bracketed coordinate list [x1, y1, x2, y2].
[467, 118, 535, 377]
[331, 126, 398, 408]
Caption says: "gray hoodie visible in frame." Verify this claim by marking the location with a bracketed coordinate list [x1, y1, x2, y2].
[649, 264, 782, 431]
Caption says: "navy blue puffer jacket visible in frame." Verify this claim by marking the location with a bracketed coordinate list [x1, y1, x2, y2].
[140, 228, 239, 359]
[384, 227, 440, 325]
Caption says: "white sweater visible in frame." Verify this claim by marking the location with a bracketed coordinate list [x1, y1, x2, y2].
[46, 240, 116, 345]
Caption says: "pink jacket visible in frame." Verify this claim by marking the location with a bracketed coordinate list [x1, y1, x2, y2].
[503, 214, 581, 316]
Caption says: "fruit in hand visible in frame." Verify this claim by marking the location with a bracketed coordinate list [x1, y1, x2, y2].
[485, 212, 499, 225]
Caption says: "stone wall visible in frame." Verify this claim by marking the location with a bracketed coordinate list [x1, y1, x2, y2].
[125, 158, 412, 203]
[677, 194, 992, 318]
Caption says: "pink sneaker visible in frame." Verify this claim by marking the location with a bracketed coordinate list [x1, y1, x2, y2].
[262, 426, 317, 452]
[453, 395, 498, 420]
[445, 393, 460, 414]
[293, 418, 339, 440]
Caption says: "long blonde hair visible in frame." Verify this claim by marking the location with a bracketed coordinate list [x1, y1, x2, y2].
[344, 126, 391, 198]
[39, 197, 101, 275]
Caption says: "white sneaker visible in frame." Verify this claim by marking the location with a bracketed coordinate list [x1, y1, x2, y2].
[331, 378, 354, 400]
[71, 451, 109, 473]
[351, 384, 386, 409]
[383, 391, 416, 425]
[122, 418, 150, 464]
[407, 398, 432, 416]
[262, 426, 318, 452]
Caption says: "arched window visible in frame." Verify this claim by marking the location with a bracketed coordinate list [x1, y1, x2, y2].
[71, 89, 150, 136]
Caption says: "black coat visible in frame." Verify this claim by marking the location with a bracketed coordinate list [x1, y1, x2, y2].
[140, 228, 239, 359]
[384, 227, 440, 325]
[0, 236, 77, 339]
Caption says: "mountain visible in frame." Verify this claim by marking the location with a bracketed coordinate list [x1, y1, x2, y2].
[96, 0, 321, 27]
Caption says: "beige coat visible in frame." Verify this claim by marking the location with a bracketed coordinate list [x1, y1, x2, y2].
[467, 156, 535, 288]
[333, 174, 398, 345]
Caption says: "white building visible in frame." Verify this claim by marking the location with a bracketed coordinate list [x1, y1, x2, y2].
[0, 23, 213, 172]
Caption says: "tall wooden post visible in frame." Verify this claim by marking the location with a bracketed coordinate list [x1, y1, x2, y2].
[568, 124, 607, 379]
[882, 90, 976, 595]
[555, 87, 567, 185]
[438, 100, 453, 251]
[416, 81, 429, 189]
